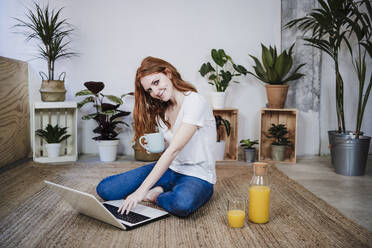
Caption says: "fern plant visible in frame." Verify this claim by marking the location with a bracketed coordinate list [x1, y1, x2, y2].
[199, 49, 248, 92]
[267, 124, 291, 146]
[215, 115, 231, 142]
[247, 44, 305, 85]
[35, 124, 70, 143]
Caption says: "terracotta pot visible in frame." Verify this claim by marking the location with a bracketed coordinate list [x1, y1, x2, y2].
[40, 80, 66, 102]
[265, 84, 289, 108]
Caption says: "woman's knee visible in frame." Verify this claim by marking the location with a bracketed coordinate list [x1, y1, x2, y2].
[171, 199, 195, 217]
[158, 191, 211, 217]
[96, 178, 112, 200]
[158, 196, 193, 217]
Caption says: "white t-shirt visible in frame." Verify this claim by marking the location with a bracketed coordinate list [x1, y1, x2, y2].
[157, 91, 217, 184]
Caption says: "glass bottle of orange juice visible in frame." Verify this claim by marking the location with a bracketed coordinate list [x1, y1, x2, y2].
[249, 162, 270, 224]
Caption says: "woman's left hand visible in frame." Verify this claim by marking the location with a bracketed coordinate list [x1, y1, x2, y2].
[118, 189, 147, 215]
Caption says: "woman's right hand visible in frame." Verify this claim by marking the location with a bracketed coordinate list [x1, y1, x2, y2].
[118, 188, 148, 215]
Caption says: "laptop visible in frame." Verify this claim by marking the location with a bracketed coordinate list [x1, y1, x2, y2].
[44, 181, 169, 230]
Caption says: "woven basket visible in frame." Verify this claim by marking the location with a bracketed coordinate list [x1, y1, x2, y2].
[132, 141, 161, 162]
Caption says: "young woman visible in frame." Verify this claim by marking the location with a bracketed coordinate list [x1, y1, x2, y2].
[96, 56, 216, 217]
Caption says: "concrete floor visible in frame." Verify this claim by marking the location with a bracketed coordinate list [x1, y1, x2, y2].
[79, 154, 372, 231]
[276, 155, 372, 231]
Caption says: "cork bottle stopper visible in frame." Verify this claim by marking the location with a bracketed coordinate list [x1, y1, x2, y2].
[253, 162, 268, 176]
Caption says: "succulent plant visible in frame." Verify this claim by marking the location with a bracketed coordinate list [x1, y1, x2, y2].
[247, 44, 305, 85]
[239, 139, 259, 149]
[35, 124, 70, 144]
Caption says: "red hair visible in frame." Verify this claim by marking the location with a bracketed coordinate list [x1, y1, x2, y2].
[133, 56, 197, 141]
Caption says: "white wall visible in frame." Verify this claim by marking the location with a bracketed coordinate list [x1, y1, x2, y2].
[1, 0, 281, 156]
[2, 0, 370, 157]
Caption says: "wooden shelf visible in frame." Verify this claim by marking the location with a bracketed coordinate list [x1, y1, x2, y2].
[32, 102, 78, 163]
[259, 108, 297, 163]
[213, 108, 238, 161]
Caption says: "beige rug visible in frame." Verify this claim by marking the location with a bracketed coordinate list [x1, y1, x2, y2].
[0, 160, 371, 248]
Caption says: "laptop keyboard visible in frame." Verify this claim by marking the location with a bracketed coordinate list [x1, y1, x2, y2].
[103, 203, 150, 224]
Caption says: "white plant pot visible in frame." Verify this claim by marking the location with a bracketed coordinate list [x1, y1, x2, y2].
[46, 143, 61, 158]
[97, 140, 120, 162]
[215, 141, 226, 161]
[209, 92, 226, 109]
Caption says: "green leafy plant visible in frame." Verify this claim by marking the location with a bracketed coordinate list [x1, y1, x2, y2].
[240, 139, 259, 149]
[247, 44, 305, 85]
[75, 81, 133, 140]
[13, 3, 77, 80]
[267, 124, 291, 146]
[215, 115, 231, 142]
[35, 124, 70, 143]
[284, 0, 356, 133]
[346, 0, 372, 138]
[199, 49, 248, 92]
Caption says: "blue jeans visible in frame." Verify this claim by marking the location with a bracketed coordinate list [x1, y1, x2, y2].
[96, 162, 214, 217]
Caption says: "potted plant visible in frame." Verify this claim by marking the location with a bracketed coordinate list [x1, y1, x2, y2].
[247, 44, 305, 108]
[199, 49, 248, 108]
[286, 0, 371, 175]
[75, 81, 132, 162]
[267, 124, 291, 161]
[215, 115, 231, 160]
[240, 139, 259, 163]
[13, 3, 77, 101]
[333, 0, 371, 175]
[35, 124, 70, 158]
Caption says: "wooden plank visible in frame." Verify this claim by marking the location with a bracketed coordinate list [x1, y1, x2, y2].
[0, 57, 30, 168]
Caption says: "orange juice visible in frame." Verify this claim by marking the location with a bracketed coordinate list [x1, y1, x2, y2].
[249, 185, 270, 223]
[227, 209, 245, 227]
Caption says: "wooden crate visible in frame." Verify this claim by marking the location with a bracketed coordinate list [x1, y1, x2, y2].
[32, 102, 78, 163]
[213, 108, 238, 160]
[259, 108, 297, 163]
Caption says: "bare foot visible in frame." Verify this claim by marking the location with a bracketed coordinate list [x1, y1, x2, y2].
[144, 186, 164, 203]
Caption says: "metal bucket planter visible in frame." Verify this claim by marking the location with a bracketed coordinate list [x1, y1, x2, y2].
[328, 130, 339, 165]
[329, 130, 363, 165]
[333, 134, 371, 176]
[244, 148, 256, 163]
[271, 145, 286, 161]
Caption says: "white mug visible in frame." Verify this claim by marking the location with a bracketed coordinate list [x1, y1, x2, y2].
[139, 132, 165, 153]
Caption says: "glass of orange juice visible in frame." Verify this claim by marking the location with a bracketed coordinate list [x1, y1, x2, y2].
[227, 198, 246, 228]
